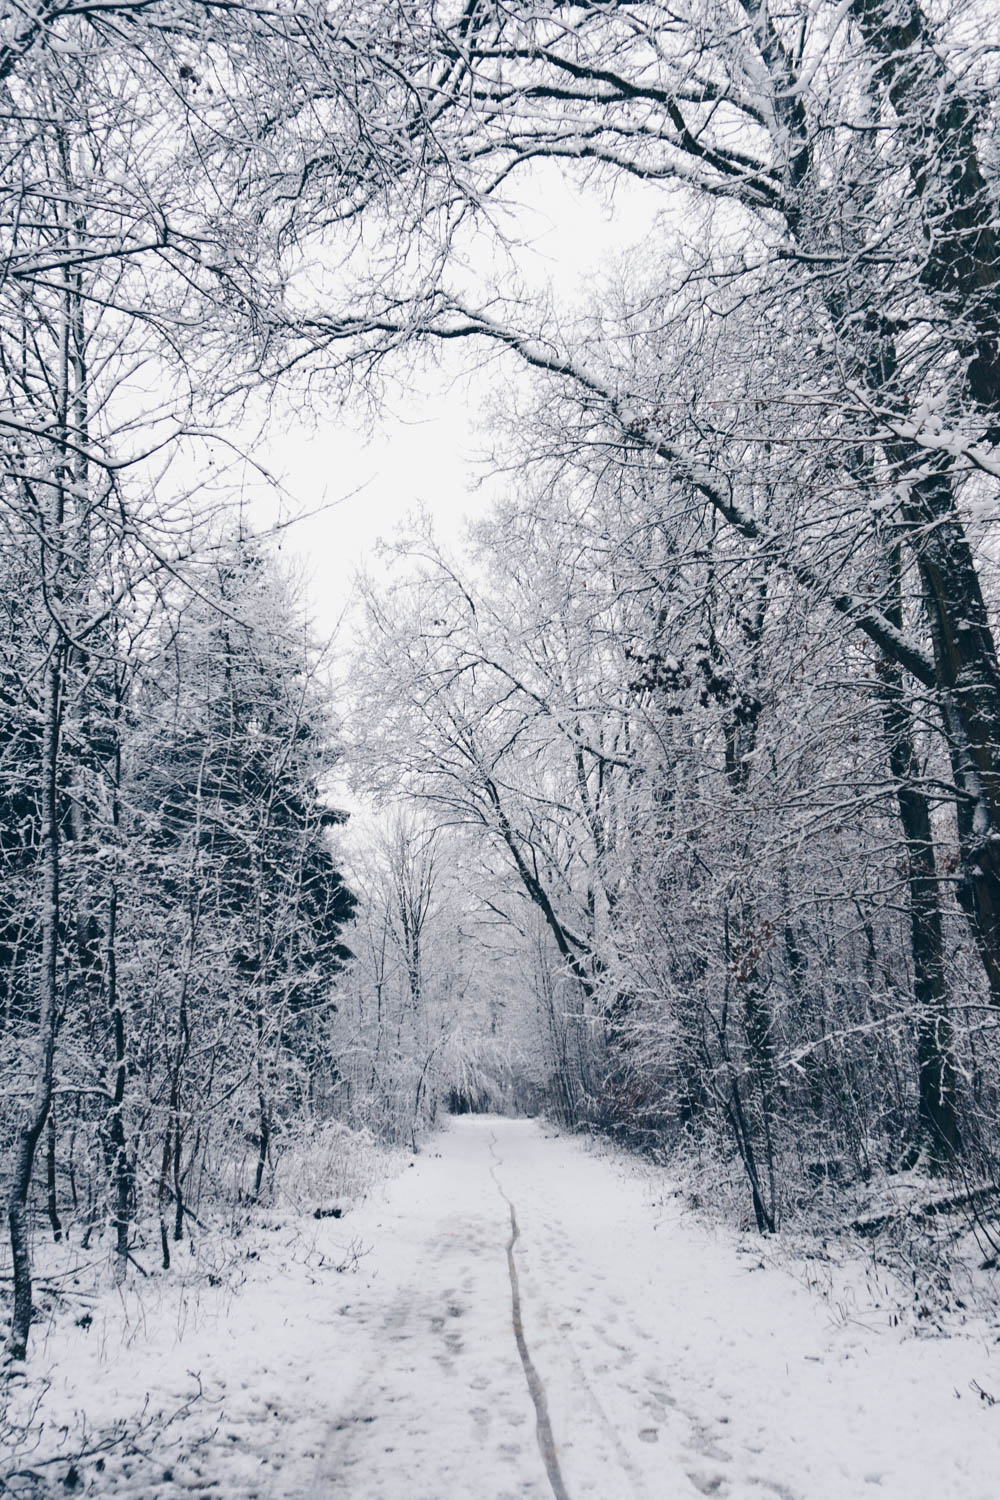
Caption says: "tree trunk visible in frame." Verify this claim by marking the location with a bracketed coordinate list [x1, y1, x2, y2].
[897, 472, 1000, 1003]
[875, 543, 961, 1164]
[105, 885, 133, 1272]
[844, 5, 1000, 993]
[878, 661, 960, 1163]
[762, 1, 1000, 1002]
[46, 1111, 62, 1243]
[6, 619, 64, 1359]
[158, 1123, 173, 1271]
[6, 224, 73, 1354]
[848, 0, 1000, 422]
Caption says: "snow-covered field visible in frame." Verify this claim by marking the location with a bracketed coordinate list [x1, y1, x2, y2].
[4, 1117, 1000, 1498]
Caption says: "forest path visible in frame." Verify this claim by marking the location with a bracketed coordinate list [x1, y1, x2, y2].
[310, 1117, 997, 1500]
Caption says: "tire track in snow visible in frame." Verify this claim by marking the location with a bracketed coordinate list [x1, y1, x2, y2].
[492, 1151, 650, 1500]
[489, 1140, 572, 1500]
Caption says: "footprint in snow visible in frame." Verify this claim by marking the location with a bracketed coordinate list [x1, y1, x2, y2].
[687, 1472, 728, 1496]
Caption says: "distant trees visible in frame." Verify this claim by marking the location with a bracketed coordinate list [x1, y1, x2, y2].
[354, 525, 617, 999]
[331, 801, 534, 1143]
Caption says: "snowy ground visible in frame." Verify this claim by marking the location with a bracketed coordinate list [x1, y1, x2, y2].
[4, 1116, 1000, 1497]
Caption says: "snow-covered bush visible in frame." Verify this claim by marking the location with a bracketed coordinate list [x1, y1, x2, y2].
[267, 1121, 384, 1215]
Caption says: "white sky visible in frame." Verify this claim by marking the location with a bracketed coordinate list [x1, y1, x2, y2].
[252, 163, 660, 642]
[257, 359, 493, 641]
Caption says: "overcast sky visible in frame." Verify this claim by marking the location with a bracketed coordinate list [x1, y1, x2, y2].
[253, 163, 658, 643]
[257, 358, 491, 641]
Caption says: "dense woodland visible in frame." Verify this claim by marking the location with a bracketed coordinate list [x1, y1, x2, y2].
[4, 0, 1000, 1367]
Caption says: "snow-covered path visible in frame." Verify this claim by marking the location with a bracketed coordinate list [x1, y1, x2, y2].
[16, 1116, 999, 1497]
[312, 1117, 999, 1500]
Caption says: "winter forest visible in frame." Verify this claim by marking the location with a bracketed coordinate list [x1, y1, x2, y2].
[3, 1, 1000, 1495]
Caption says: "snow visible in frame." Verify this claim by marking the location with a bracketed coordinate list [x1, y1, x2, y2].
[5, 1117, 1000, 1498]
